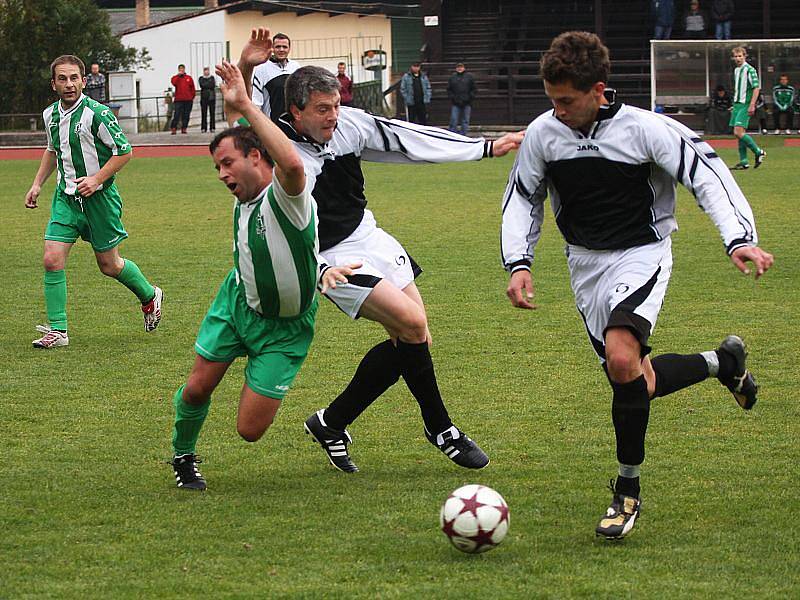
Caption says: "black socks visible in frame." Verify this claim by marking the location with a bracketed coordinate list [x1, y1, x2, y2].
[651, 353, 710, 397]
[611, 374, 650, 467]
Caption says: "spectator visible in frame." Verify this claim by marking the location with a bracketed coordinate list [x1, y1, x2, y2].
[85, 63, 106, 103]
[652, 0, 675, 40]
[163, 88, 173, 132]
[684, 0, 708, 38]
[771, 74, 795, 134]
[170, 64, 195, 134]
[707, 84, 732, 134]
[337, 62, 354, 107]
[198, 67, 216, 133]
[400, 62, 432, 125]
[447, 62, 476, 135]
[712, 0, 734, 40]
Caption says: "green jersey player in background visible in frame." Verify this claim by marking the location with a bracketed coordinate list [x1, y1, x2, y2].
[169, 61, 357, 490]
[24, 55, 162, 349]
[729, 47, 766, 170]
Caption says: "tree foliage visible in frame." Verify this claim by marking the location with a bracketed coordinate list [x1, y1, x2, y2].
[0, 0, 149, 113]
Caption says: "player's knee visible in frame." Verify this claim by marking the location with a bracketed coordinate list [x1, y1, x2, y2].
[396, 308, 428, 342]
[237, 420, 271, 442]
[184, 378, 214, 404]
[97, 258, 123, 278]
[43, 252, 64, 272]
[605, 351, 640, 384]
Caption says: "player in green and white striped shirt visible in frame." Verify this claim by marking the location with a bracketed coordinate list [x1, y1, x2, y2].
[24, 55, 162, 349]
[169, 61, 357, 490]
[729, 47, 766, 170]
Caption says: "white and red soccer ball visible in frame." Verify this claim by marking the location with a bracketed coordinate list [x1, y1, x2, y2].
[440, 484, 509, 553]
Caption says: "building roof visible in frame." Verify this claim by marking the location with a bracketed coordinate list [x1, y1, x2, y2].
[117, 0, 421, 35]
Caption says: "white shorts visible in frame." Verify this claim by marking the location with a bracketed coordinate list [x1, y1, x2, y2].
[567, 237, 673, 362]
[320, 211, 421, 319]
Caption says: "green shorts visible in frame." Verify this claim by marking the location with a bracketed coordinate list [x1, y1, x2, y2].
[729, 103, 751, 129]
[194, 270, 318, 399]
[44, 185, 128, 252]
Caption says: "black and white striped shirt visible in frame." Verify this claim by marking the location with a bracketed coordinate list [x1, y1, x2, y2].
[279, 106, 493, 250]
[501, 102, 758, 271]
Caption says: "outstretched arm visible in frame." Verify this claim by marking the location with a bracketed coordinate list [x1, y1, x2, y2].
[25, 150, 57, 209]
[216, 60, 304, 195]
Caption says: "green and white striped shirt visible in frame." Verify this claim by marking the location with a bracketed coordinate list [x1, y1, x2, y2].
[43, 94, 131, 195]
[733, 63, 759, 105]
[233, 177, 319, 318]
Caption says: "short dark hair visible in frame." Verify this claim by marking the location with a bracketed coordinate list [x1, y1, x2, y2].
[411, 61, 421, 67]
[337, 62, 346, 67]
[285, 66, 340, 111]
[273, 33, 290, 44]
[209, 127, 274, 167]
[50, 55, 85, 80]
[178, 63, 186, 69]
[540, 31, 610, 92]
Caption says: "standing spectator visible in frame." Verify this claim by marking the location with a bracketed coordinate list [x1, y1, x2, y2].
[712, 0, 734, 40]
[85, 63, 106, 102]
[400, 62, 432, 125]
[163, 87, 173, 131]
[772, 74, 795, 134]
[683, 0, 708, 38]
[447, 62, 476, 135]
[248, 33, 300, 122]
[707, 84, 732, 134]
[170, 64, 195, 134]
[198, 67, 217, 133]
[652, 0, 674, 40]
[337, 62, 354, 107]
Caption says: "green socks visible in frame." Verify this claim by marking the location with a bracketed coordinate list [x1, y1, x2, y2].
[739, 134, 762, 164]
[172, 385, 211, 456]
[44, 269, 68, 331]
[117, 259, 155, 303]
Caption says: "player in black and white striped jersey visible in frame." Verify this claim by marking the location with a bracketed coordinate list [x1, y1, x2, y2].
[501, 32, 774, 540]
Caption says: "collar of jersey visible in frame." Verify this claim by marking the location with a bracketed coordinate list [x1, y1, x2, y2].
[58, 94, 85, 118]
[241, 184, 270, 206]
[277, 114, 329, 149]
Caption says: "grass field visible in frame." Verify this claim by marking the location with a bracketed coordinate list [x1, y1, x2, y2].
[1, 139, 798, 598]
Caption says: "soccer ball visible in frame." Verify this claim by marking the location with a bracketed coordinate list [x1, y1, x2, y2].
[440, 484, 509, 553]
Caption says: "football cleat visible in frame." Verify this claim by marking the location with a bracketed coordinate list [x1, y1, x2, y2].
[754, 150, 766, 169]
[595, 480, 641, 540]
[730, 162, 749, 170]
[717, 335, 758, 410]
[425, 425, 489, 469]
[32, 325, 69, 349]
[142, 286, 163, 332]
[304, 409, 359, 473]
[171, 453, 206, 490]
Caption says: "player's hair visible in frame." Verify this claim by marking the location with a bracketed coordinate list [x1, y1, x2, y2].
[209, 127, 274, 167]
[731, 46, 747, 56]
[285, 66, 340, 111]
[540, 31, 610, 91]
[50, 55, 85, 80]
[273, 33, 291, 45]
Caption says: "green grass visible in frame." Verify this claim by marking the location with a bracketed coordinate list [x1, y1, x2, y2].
[1, 143, 798, 598]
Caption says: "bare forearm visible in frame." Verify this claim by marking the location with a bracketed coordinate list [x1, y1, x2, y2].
[94, 152, 132, 184]
[238, 60, 255, 101]
[33, 150, 57, 187]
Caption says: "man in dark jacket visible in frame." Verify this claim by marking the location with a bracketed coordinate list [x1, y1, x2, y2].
[170, 64, 196, 134]
[198, 67, 217, 133]
[712, 0, 734, 40]
[447, 63, 476, 135]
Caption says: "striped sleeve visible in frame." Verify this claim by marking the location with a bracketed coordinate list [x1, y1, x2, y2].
[43, 105, 55, 152]
[341, 107, 487, 164]
[93, 105, 131, 155]
[270, 175, 313, 230]
[748, 65, 760, 89]
[500, 120, 547, 271]
[649, 114, 757, 254]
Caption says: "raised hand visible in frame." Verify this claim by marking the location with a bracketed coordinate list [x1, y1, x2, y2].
[240, 27, 273, 67]
[216, 60, 249, 113]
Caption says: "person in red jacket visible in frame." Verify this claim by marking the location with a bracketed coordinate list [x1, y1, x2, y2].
[170, 64, 196, 134]
[336, 62, 354, 107]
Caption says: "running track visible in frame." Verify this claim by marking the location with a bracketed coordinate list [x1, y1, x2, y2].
[2, 138, 799, 160]
[0, 145, 210, 160]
